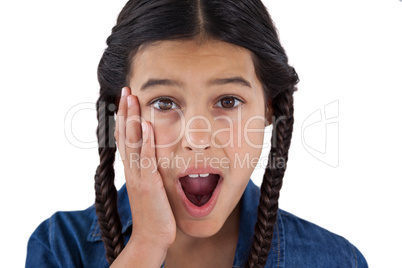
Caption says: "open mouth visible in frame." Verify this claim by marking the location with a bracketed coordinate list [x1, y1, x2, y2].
[179, 174, 220, 207]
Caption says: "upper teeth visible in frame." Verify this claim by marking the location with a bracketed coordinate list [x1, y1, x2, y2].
[188, 173, 209, 178]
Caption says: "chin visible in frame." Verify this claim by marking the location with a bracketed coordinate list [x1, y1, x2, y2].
[177, 217, 223, 238]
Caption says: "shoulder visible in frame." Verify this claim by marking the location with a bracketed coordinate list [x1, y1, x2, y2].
[278, 209, 368, 268]
[26, 204, 109, 267]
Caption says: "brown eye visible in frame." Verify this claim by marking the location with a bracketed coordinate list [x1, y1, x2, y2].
[217, 96, 243, 109]
[151, 98, 178, 111]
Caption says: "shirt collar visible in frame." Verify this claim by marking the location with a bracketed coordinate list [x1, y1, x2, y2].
[87, 180, 285, 267]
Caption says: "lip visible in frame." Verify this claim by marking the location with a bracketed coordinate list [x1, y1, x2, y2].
[176, 166, 224, 218]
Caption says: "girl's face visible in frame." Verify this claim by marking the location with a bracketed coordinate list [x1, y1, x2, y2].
[129, 39, 270, 238]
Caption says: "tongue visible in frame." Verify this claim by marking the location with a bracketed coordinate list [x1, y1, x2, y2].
[180, 174, 219, 195]
[180, 174, 220, 206]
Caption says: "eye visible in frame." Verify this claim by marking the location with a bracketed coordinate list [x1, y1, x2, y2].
[150, 97, 179, 111]
[215, 96, 244, 109]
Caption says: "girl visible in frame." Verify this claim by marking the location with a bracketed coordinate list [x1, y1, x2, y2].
[26, 0, 368, 267]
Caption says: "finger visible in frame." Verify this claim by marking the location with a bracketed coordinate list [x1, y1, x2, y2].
[126, 94, 142, 177]
[140, 121, 159, 180]
[115, 87, 130, 160]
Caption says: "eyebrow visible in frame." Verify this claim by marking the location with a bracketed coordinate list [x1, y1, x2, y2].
[140, 76, 252, 91]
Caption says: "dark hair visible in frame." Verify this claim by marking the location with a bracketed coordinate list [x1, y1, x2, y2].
[94, 0, 298, 267]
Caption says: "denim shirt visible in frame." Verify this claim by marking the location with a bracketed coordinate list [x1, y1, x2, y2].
[26, 180, 368, 267]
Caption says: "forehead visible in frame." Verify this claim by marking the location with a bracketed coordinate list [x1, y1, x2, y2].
[130, 39, 259, 86]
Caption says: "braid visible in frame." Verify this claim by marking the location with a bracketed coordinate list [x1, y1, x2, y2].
[246, 89, 295, 268]
[94, 94, 125, 264]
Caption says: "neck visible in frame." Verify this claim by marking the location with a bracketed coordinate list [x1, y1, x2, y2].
[164, 202, 241, 268]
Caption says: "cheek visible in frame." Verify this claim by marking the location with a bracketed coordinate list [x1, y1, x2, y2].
[225, 117, 265, 171]
[219, 115, 265, 150]
[150, 113, 182, 182]
[242, 115, 266, 150]
[211, 118, 235, 148]
[143, 109, 184, 148]
[154, 122, 182, 148]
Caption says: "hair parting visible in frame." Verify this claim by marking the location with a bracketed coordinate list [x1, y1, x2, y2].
[94, 0, 298, 266]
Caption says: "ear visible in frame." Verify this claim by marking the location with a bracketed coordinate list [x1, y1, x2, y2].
[265, 98, 273, 127]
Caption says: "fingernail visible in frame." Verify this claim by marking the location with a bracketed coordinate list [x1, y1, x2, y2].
[121, 87, 128, 98]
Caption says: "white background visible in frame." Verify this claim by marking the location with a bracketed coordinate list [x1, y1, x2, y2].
[1, 0, 401, 267]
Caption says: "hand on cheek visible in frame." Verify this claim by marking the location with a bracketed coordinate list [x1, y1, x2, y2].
[114, 87, 176, 252]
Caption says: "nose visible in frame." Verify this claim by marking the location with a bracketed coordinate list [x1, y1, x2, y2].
[182, 115, 212, 152]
